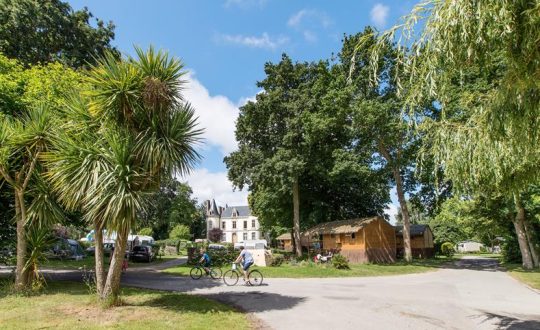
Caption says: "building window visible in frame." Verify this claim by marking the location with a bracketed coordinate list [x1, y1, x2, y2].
[221, 234, 226, 241]
[222, 221, 225, 229]
[351, 233, 356, 239]
[232, 221, 236, 229]
[251, 219, 256, 228]
[243, 221, 247, 229]
[208, 221, 213, 229]
[243, 232, 248, 240]
[251, 232, 256, 240]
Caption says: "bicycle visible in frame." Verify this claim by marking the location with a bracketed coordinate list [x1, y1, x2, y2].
[223, 262, 263, 286]
[190, 263, 222, 280]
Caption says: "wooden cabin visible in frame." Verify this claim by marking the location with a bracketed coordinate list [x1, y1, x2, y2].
[395, 224, 434, 258]
[276, 233, 293, 252]
[303, 217, 396, 264]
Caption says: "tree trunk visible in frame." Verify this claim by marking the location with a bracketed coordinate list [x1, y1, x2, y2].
[523, 216, 539, 268]
[15, 189, 29, 289]
[93, 221, 105, 296]
[513, 192, 534, 270]
[292, 178, 302, 257]
[394, 168, 412, 262]
[102, 228, 129, 305]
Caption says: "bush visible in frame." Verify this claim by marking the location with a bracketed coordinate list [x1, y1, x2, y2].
[208, 228, 223, 243]
[502, 236, 522, 263]
[270, 253, 284, 267]
[138, 227, 153, 236]
[169, 225, 190, 240]
[441, 242, 455, 257]
[331, 254, 350, 269]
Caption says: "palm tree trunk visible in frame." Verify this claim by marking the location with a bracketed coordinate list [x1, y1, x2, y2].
[513, 192, 534, 269]
[15, 189, 29, 289]
[292, 178, 302, 257]
[93, 221, 105, 296]
[102, 227, 129, 305]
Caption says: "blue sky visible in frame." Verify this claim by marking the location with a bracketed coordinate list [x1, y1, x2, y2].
[67, 0, 413, 219]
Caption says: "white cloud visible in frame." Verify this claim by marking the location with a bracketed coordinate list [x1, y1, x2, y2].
[370, 4, 389, 28]
[287, 9, 332, 42]
[183, 72, 240, 155]
[217, 33, 289, 50]
[224, 0, 267, 9]
[385, 203, 399, 225]
[181, 168, 248, 206]
[287, 9, 332, 28]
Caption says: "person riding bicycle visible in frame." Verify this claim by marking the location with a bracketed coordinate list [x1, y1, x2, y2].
[235, 246, 254, 282]
[198, 248, 211, 275]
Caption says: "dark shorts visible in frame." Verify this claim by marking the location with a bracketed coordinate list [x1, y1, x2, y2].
[242, 261, 253, 271]
[204, 261, 211, 267]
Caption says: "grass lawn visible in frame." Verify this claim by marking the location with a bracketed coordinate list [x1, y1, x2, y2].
[504, 263, 540, 290]
[43, 255, 182, 270]
[164, 257, 453, 279]
[0, 281, 250, 330]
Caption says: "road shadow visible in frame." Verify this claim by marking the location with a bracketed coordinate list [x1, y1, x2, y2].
[200, 291, 306, 313]
[476, 311, 540, 330]
[122, 272, 223, 292]
[396, 256, 507, 273]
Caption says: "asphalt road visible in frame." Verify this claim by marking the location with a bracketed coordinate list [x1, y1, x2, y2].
[3, 256, 539, 329]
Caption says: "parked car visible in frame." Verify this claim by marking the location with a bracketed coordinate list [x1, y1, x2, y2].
[129, 245, 155, 262]
[86, 243, 114, 256]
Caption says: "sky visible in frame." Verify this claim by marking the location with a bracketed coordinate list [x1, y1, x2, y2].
[67, 0, 416, 221]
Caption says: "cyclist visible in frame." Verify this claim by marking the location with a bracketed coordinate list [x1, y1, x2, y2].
[235, 246, 254, 283]
[198, 248, 211, 275]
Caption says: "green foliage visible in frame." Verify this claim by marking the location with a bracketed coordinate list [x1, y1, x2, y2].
[225, 53, 389, 231]
[169, 225, 190, 240]
[138, 227, 153, 236]
[0, 0, 117, 68]
[270, 253, 284, 267]
[206, 248, 236, 267]
[440, 242, 455, 258]
[331, 254, 350, 270]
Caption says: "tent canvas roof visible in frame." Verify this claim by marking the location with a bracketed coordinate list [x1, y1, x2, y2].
[276, 233, 292, 240]
[304, 217, 381, 236]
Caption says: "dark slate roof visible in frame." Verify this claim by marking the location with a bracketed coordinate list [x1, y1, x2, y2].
[395, 224, 430, 237]
[221, 206, 252, 218]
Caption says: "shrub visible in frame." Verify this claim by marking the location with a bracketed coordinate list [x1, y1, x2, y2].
[138, 227, 153, 236]
[207, 247, 236, 267]
[169, 225, 190, 240]
[331, 254, 350, 269]
[208, 228, 223, 243]
[441, 242, 455, 257]
[270, 253, 284, 267]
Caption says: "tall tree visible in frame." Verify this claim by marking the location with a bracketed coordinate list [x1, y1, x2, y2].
[344, 29, 423, 262]
[362, 0, 540, 269]
[0, 0, 117, 68]
[225, 54, 389, 256]
[45, 47, 202, 304]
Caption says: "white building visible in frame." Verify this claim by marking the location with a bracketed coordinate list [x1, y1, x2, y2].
[456, 240, 484, 253]
[204, 199, 261, 244]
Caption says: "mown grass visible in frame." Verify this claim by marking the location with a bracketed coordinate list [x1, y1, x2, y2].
[0, 280, 250, 330]
[42, 255, 181, 270]
[504, 263, 540, 290]
[164, 257, 453, 279]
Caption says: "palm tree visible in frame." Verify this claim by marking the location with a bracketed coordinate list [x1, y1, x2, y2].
[44, 47, 202, 303]
[0, 106, 57, 289]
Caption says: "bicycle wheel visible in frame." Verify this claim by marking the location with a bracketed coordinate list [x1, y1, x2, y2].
[210, 267, 222, 279]
[248, 270, 263, 286]
[223, 270, 239, 286]
[190, 267, 203, 280]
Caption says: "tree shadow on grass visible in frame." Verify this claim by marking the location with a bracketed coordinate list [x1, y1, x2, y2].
[476, 311, 540, 330]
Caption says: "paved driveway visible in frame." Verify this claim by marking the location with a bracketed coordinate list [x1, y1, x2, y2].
[5, 256, 540, 329]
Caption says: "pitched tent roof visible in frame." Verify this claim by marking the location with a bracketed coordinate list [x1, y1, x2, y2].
[276, 233, 291, 240]
[304, 217, 381, 236]
[221, 205, 252, 218]
[394, 224, 430, 237]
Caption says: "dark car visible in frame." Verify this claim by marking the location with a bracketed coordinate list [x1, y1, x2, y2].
[129, 245, 154, 262]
